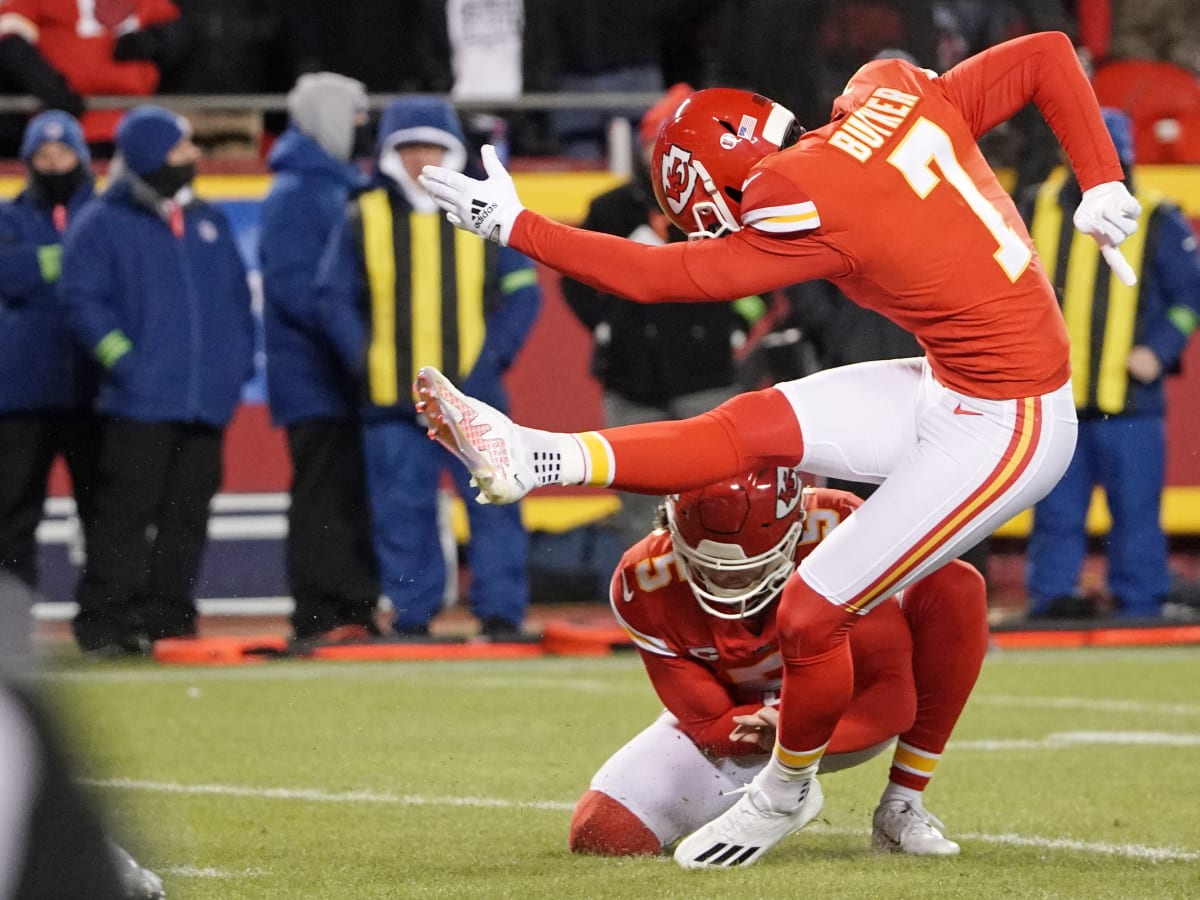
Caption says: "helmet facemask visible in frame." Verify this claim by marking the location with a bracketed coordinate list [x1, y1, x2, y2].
[666, 466, 808, 620]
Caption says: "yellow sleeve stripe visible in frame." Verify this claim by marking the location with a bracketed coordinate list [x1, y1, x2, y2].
[0, 13, 38, 42]
[774, 740, 828, 771]
[893, 741, 940, 775]
[743, 201, 821, 234]
[574, 431, 614, 487]
[608, 598, 674, 657]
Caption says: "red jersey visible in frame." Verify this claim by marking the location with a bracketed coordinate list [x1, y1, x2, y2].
[0, 0, 180, 141]
[609, 488, 915, 759]
[512, 32, 1124, 400]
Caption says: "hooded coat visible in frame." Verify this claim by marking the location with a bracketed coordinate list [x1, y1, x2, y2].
[261, 126, 367, 425]
[60, 157, 254, 427]
[0, 115, 95, 413]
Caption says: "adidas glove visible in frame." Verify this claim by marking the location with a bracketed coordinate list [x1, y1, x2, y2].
[1073, 180, 1141, 286]
[419, 144, 524, 245]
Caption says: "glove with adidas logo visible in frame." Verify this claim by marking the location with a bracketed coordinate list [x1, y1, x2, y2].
[419, 144, 524, 245]
[1073, 180, 1141, 286]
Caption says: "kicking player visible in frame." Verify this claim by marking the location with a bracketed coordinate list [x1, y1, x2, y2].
[415, 32, 1136, 866]
[568, 467, 988, 860]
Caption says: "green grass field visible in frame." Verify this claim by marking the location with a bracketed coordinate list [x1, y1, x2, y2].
[37, 645, 1200, 899]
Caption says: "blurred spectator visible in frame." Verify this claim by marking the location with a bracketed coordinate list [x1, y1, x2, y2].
[1021, 109, 1200, 620]
[315, 97, 540, 639]
[260, 73, 381, 643]
[819, 2, 937, 114]
[0, 0, 186, 151]
[445, 0, 523, 176]
[158, 0, 292, 158]
[283, 0, 450, 93]
[705, 0, 829, 129]
[61, 105, 254, 654]
[0, 672, 141, 899]
[447, 0, 523, 101]
[560, 83, 755, 550]
[1109, 0, 1200, 76]
[526, 0, 669, 159]
[0, 110, 98, 644]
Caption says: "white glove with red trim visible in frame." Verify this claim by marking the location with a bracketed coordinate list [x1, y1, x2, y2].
[1073, 180, 1141, 286]
[418, 144, 524, 246]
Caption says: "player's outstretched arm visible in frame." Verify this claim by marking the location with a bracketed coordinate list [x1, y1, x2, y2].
[939, 31, 1140, 284]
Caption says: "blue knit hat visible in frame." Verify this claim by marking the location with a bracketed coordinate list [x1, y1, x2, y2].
[116, 105, 191, 176]
[20, 110, 89, 165]
[1101, 107, 1135, 167]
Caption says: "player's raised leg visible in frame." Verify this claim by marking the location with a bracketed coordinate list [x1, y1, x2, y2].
[415, 366, 806, 504]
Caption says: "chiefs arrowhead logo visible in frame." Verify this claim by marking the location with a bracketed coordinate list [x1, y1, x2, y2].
[775, 466, 803, 519]
[660, 144, 697, 217]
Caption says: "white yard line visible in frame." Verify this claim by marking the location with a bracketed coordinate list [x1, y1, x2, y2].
[83, 776, 1198, 863]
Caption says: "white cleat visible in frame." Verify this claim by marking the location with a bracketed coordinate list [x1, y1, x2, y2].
[871, 800, 961, 856]
[673, 777, 824, 869]
[413, 366, 534, 505]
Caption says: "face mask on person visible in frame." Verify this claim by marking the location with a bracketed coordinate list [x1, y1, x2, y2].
[31, 164, 88, 205]
[351, 121, 375, 161]
[141, 161, 196, 199]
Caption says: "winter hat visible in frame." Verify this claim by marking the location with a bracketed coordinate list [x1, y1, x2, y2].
[287, 72, 368, 162]
[20, 110, 90, 165]
[639, 83, 694, 147]
[376, 96, 467, 172]
[1101, 107, 1135, 167]
[116, 105, 191, 176]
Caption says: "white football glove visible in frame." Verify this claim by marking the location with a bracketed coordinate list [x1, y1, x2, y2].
[418, 144, 524, 245]
[1072, 180, 1141, 286]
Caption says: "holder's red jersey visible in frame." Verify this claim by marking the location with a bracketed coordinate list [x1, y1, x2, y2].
[609, 488, 915, 759]
[512, 32, 1123, 400]
[0, 0, 180, 141]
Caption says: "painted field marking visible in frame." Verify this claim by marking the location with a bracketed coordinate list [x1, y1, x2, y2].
[159, 865, 267, 880]
[954, 730, 1200, 750]
[84, 777, 1199, 863]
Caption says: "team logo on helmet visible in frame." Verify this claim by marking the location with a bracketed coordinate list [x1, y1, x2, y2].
[775, 466, 803, 519]
[660, 144, 697, 217]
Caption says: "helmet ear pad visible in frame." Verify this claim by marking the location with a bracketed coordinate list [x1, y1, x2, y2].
[668, 466, 807, 619]
[651, 88, 798, 240]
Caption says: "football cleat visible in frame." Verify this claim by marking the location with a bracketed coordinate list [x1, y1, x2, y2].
[414, 366, 534, 505]
[673, 776, 823, 868]
[871, 799, 961, 856]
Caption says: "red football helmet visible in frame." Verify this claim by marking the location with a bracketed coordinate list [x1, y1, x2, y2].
[666, 466, 807, 619]
[651, 88, 801, 241]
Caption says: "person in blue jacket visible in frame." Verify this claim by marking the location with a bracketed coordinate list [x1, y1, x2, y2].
[0, 110, 98, 626]
[260, 72, 382, 642]
[316, 96, 541, 639]
[1022, 109, 1200, 620]
[61, 105, 255, 654]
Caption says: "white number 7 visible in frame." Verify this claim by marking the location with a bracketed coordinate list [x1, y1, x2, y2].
[888, 117, 1032, 282]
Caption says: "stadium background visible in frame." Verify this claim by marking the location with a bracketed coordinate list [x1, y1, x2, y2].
[16, 165, 1200, 608]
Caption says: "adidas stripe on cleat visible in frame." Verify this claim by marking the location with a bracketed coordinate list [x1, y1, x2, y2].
[413, 366, 535, 505]
[673, 777, 824, 869]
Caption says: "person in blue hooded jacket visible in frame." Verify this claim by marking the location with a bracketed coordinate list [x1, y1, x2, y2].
[0, 110, 98, 620]
[260, 72, 382, 643]
[1021, 108, 1200, 620]
[316, 96, 541, 639]
[60, 105, 255, 654]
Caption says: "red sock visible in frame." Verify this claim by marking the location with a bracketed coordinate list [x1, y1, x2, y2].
[602, 388, 803, 493]
[569, 790, 660, 856]
[775, 577, 858, 761]
[890, 560, 989, 790]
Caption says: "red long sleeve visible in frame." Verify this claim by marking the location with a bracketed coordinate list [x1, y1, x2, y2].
[938, 30, 1123, 191]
